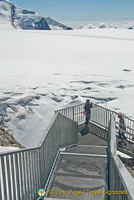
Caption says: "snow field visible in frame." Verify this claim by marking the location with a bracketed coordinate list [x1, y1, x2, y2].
[0, 28, 134, 148]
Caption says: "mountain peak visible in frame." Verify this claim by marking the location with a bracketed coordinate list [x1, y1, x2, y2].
[0, 0, 73, 30]
[0, 0, 11, 3]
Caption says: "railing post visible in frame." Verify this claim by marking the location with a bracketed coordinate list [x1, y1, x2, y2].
[72, 107, 74, 120]
[108, 114, 116, 200]
[1, 156, 7, 200]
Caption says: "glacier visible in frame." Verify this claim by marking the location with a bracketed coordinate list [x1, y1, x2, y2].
[0, 28, 134, 149]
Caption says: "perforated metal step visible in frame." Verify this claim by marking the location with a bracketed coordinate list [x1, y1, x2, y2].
[46, 142, 108, 200]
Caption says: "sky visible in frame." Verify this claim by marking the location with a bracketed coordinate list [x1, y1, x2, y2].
[10, 0, 134, 27]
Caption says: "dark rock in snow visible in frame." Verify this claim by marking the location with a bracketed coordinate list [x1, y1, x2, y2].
[123, 69, 131, 72]
[22, 9, 35, 15]
[116, 85, 125, 89]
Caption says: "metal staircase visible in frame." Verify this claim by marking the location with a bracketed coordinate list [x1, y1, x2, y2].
[0, 103, 134, 200]
[46, 135, 108, 200]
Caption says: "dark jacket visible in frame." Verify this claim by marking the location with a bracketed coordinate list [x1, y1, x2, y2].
[119, 118, 126, 132]
[84, 102, 92, 115]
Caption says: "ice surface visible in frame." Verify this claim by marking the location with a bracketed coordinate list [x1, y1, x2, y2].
[0, 28, 134, 148]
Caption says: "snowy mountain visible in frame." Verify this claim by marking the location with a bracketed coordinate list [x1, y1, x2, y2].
[81, 22, 134, 30]
[0, 0, 72, 30]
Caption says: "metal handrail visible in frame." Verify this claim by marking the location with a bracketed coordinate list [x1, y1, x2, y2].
[56, 102, 134, 122]
[108, 115, 134, 200]
[0, 102, 134, 200]
[0, 112, 78, 200]
[56, 102, 134, 138]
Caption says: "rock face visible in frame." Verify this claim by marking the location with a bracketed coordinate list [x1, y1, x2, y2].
[46, 17, 73, 30]
[0, 127, 24, 148]
[0, 0, 73, 30]
[35, 17, 51, 30]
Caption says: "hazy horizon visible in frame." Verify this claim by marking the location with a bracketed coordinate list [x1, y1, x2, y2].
[60, 19, 134, 29]
[10, 0, 134, 29]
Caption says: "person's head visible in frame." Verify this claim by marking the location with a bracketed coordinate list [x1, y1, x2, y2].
[118, 114, 123, 119]
[86, 99, 90, 104]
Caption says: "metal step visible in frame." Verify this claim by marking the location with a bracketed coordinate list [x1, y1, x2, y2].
[45, 145, 108, 200]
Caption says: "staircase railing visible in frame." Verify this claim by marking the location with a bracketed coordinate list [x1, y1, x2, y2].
[108, 115, 134, 200]
[0, 113, 78, 200]
[56, 103, 134, 153]
[56, 102, 134, 130]
[0, 102, 134, 200]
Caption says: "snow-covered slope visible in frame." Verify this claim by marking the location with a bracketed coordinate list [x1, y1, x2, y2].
[0, 29, 134, 148]
[0, 0, 72, 30]
[0, 0, 14, 29]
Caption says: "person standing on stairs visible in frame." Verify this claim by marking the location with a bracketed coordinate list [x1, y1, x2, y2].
[84, 99, 92, 127]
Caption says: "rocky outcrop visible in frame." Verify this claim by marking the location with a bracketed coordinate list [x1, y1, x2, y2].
[35, 17, 51, 30]
[46, 17, 73, 30]
[0, 127, 24, 148]
[10, 3, 16, 28]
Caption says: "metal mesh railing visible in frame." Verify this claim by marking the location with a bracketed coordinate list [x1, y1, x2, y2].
[56, 103, 134, 146]
[56, 103, 113, 128]
[0, 146, 41, 200]
[0, 102, 134, 200]
[0, 113, 78, 200]
[108, 115, 134, 200]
